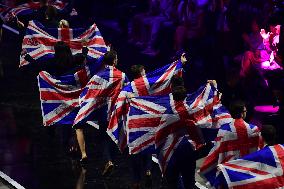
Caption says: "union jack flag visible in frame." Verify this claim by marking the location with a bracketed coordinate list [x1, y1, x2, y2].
[1, 1, 67, 21]
[219, 144, 284, 189]
[199, 119, 262, 188]
[0, 4, 10, 21]
[37, 61, 101, 126]
[107, 60, 183, 151]
[127, 82, 232, 173]
[73, 65, 129, 127]
[20, 20, 108, 67]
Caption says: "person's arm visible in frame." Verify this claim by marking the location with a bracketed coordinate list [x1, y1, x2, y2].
[24, 53, 38, 65]
[21, 50, 52, 73]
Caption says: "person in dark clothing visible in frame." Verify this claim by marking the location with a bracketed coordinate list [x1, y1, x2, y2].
[164, 84, 200, 189]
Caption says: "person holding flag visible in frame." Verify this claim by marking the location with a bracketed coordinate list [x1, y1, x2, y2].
[73, 49, 129, 174]
[199, 100, 262, 188]
[218, 124, 282, 189]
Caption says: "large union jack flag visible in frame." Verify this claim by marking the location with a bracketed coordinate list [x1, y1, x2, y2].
[199, 119, 262, 188]
[3, 0, 67, 20]
[1, 1, 67, 21]
[37, 61, 102, 126]
[107, 60, 183, 151]
[73, 65, 128, 127]
[127, 82, 232, 173]
[20, 20, 108, 67]
[219, 144, 284, 189]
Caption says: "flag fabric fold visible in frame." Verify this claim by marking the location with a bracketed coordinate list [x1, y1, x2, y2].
[126, 82, 232, 173]
[199, 118, 262, 188]
[37, 58, 103, 126]
[107, 60, 183, 151]
[73, 65, 128, 127]
[219, 144, 284, 189]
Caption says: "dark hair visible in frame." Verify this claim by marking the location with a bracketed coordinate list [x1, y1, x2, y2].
[73, 53, 86, 66]
[261, 125, 276, 146]
[131, 65, 144, 79]
[172, 86, 187, 101]
[171, 75, 184, 88]
[103, 50, 117, 66]
[229, 100, 246, 119]
[54, 41, 73, 66]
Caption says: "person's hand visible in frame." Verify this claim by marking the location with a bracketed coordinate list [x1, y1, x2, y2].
[126, 93, 134, 98]
[207, 80, 217, 86]
[21, 49, 28, 57]
[260, 29, 270, 40]
[81, 38, 89, 46]
[181, 52, 187, 65]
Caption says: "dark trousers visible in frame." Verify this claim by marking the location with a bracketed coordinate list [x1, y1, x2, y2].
[130, 153, 152, 182]
[99, 120, 117, 162]
[165, 141, 196, 189]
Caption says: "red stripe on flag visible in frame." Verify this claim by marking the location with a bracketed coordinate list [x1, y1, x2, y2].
[40, 91, 82, 101]
[128, 117, 161, 129]
[223, 163, 269, 176]
[133, 77, 149, 96]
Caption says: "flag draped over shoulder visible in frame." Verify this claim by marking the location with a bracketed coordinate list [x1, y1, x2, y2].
[107, 60, 183, 151]
[73, 65, 128, 126]
[126, 82, 232, 173]
[199, 119, 262, 188]
[219, 144, 284, 189]
[1, 1, 67, 21]
[20, 20, 108, 67]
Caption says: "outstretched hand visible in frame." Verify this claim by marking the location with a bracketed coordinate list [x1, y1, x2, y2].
[21, 49, 28, 57]
[181, 52, 187, 65]
[207, 80, 217, 86]
[260, 29, 270, 40]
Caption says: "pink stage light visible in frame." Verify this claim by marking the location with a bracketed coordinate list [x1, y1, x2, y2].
[254, 105, 279, 113]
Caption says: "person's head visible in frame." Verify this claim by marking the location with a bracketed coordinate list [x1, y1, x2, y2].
[261, 125, 276, 146]
[172, 86, 187, 101]
[45, 5, 57, 21]
[131, 65, 145, 79]
[74, 53, 87, 66]
[58, 19, 69, 28]
[171, 75, 184, 89]
[54, 41, 73, 66]
[229, 100, 247, 119]
[103, 50, 118, 66]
